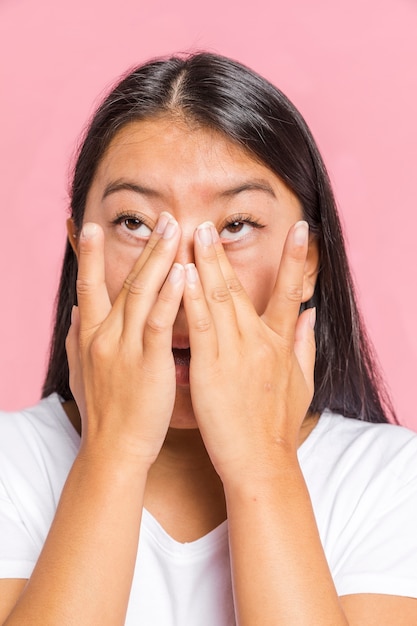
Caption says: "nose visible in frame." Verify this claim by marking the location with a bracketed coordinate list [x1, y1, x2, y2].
[173, 227, 195, 320]
[174, 227, 196, 267]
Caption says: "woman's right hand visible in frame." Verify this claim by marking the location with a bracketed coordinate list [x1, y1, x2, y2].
[65, 212, 184, 469]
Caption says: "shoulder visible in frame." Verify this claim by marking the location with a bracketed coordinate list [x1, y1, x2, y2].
[301, 410, 417, 481]
[303, 412, 417, 598]
[300, 411, 417, 532]
[1, 393, 62, 432]
[0, 395, 79, 576]
[0, 394, 80, 471]
[0, 394, 79, 525]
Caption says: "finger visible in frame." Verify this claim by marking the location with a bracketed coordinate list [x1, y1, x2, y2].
[193, 222, 241, 346]
[65, 306, 81, 397]
[262, 220, 309, 341]
[183, 262, 218, 365]
[121, 214, 181, 338]
[65, 305, 80, 369]
[200, 224, 255, 321]
[294, 307, 316, 396]
[142, 263, 185, 363]
[76, 223, 112, 334]
[121, 212, 176, 288]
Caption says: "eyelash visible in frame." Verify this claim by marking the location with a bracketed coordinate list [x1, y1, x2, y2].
[111, 211, 265, 240]
[219, 214, 265, 239]
[111, 211, 153, 238]
[221, 213, 264, 228]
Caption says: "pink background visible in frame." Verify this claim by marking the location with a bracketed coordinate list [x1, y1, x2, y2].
[1, 0, 416, 429]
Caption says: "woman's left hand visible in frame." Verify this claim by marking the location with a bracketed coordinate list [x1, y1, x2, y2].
[183, 220, 316, 482]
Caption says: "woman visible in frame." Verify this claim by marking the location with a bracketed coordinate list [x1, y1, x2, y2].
[0, 52, 416, 625]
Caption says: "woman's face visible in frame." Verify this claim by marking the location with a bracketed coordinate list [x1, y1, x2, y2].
[74, 117, 318, 425]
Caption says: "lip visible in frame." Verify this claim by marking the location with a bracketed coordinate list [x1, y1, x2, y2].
[172, 336, 190, 350]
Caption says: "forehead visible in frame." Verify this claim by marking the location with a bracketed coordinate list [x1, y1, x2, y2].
[93, 117, 279, 192]
[86, 117, 302, 220]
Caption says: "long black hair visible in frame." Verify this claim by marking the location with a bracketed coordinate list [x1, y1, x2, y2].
[42, 52, 396, 424]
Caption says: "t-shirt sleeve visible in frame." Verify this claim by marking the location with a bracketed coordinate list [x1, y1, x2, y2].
[0, 398, 77, 581]
[331, 441, 417, 598]
[0, 479, 37, 579]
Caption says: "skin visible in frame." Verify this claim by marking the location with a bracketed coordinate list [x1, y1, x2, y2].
[68, 117, 320, 542]
[1, 117, 416, 625]
[71, 118, 319, 429]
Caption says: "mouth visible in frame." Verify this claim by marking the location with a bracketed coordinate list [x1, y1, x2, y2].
[172, 347, 191, 366]
[172, 347, 191, 386]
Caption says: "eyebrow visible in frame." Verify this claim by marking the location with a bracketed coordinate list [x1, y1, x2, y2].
[102, 181, 162, 200]
[220, 181, 276, 199]
[102, 178, 277, 201]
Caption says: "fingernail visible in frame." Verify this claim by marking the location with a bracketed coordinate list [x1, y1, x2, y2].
[293, 221, 308, 246]
[155, 212, 171, 235]
[168, 263, 184, 284]
[309, 307, 316, 329]
[163, 218, 178, 240]
[185, 263, 198, 284]
[197, 222, 214, 246]
[81, 222, 98, 240]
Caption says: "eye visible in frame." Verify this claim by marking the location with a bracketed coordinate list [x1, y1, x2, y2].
[112, 213, 153, 239]
[219, 215, 264, 242]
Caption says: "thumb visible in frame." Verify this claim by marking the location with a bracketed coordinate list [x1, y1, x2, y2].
[65, 305, 84, 408]
[294, 307, 316, 397]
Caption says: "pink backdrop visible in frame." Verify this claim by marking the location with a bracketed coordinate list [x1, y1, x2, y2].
[1, 0, 416, 429]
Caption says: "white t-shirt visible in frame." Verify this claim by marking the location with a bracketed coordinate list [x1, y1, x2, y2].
[1, 394, 417, 625]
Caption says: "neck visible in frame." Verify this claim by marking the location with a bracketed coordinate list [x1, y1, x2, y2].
[157, 426, 216, 471]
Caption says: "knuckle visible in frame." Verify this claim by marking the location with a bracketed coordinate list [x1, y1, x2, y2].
[123, 276, 147, 297]
[210, 286, 231, 303]
[76, 277, 95, 295]
[226, 277, 244, 295]
[89, 332, 111, 359]
[257, 339, 276, 360]
[145, 315, 168, 335]
[286, 283, 303, 303]
[193, 317, 212, 333]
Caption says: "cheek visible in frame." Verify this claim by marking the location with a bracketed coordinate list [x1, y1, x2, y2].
[103, 241, 146, 303]
[232, 259, 278, 315]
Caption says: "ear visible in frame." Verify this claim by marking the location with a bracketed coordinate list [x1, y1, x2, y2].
[66, 218, 79, 258]
[302, 235, 320, 303]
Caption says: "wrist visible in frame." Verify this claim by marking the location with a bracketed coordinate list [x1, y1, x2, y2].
[77, 440, 154, 481]
[221, 447, 302, 496]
